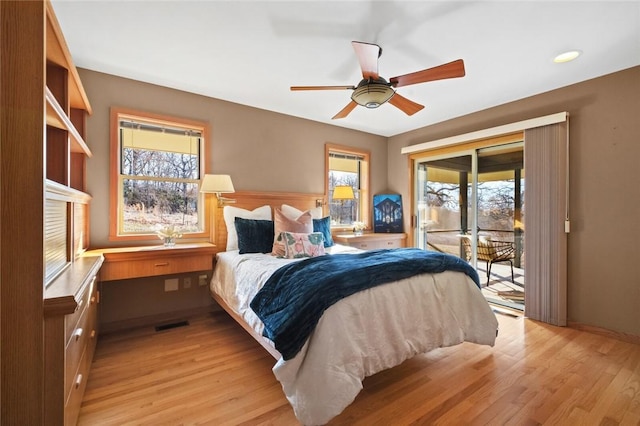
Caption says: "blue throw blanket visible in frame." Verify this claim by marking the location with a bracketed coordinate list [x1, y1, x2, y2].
[250, 248, 480, 360]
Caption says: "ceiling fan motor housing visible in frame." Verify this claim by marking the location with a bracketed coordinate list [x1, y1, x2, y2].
[351, 78, 395, 108]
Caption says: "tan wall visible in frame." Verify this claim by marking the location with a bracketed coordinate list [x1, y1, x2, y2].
[79, 69, 388, 326]
[80, 69, 388, 247]
[387, 66, 640, 337]
[81, 67, 639, 336]
[98, 272, 215, 332]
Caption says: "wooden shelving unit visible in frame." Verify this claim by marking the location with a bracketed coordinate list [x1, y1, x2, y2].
[41, 2, 101, 424]
[43, 0, 93, 275]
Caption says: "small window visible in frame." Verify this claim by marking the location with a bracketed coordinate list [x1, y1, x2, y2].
[326, 144, 370, 229]
[110, 108, 210, 241]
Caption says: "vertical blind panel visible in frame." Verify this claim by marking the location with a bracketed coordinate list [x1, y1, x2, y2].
[524, 123, 568, 326]
[45, 199, 69, 283]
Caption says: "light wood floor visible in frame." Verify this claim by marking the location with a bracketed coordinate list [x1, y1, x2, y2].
[78, 310, 640, 425]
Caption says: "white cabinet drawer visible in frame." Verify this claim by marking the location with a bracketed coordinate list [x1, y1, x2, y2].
[334, 233, 407, 251]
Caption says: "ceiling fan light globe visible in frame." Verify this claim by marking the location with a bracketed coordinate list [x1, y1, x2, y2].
[351, 79, 395, 108]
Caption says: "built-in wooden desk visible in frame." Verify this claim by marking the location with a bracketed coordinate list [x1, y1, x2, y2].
[84, 242, 218, 281]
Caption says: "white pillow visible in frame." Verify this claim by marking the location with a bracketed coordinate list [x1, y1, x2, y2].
[281, 204, 323, 220]
[223, 205, 272, 251]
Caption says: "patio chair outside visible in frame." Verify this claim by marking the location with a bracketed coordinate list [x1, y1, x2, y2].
[460, 235, 515, 286]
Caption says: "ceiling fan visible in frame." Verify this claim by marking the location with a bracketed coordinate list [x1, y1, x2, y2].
[291, 41, 466, 120]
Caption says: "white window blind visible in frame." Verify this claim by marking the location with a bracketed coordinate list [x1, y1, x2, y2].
[45, 198, 69, 284]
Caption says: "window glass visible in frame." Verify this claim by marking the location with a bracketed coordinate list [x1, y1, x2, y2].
[111, 110, 209, 241]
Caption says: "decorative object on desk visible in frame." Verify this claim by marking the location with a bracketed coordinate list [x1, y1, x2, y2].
[373, 194, 404, 233]
[200, 174, 236, 206]
[352, 221, 366, 236]
[156, 225, 183, 247]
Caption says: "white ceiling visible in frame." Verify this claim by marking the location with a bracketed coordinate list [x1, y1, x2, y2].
[51, 1, 640, 137]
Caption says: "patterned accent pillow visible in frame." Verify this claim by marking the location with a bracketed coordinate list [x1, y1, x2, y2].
[281, 232, 326, 259]
[279, 205, 333, 247]
[272, 208, 313, 256]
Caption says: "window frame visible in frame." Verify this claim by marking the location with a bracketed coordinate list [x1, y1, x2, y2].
[325, 143, 371, 231]
[109, 107, 211, 243]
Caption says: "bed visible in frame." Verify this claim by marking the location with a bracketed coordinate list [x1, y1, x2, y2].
[209, 191, 499, 425]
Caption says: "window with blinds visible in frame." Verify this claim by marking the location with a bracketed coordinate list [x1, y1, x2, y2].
[111, 109, 210, 241]
[326, 145, 370, 229]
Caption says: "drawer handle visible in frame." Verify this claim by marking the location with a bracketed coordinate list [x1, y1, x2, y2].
[74, 328, 83, 341]
[76, 298, 84, 311]
[75, 374, 83, 389]
[90, 329, 96, 339]
[90, 296, 96, 304]
[154, 262, 169, 267]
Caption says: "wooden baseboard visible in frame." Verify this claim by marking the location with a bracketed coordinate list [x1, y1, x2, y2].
[100, 305, 221, 334]
[568, 321, 640, 345]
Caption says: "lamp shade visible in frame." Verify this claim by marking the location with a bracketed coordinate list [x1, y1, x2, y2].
[200, 174, 235, 194]
[332, 185, 355, 200]
[351, 79, 395, 109]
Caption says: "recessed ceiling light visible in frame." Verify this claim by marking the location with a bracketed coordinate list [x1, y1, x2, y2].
[554, 50, 582, 63]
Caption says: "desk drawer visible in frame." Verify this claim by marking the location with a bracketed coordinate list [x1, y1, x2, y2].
[351, 241, 378, 250]
[64, 332, 95, 426]
[101, 254, 213, 281]
[379, 239, 403, 249]
[64, 274, 97, 346]
[335, 235, 406, 251]
[64, 293, 97, 400]
[351, 239, 403, 250]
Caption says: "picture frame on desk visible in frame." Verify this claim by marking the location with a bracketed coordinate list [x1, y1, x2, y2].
[373, 194, 404, 233]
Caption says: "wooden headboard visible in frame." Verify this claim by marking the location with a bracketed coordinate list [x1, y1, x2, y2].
[213, 190, 325, 251]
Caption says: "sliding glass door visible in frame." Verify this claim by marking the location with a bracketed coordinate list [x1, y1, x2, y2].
[415, 154, 474, 259]
[415, 142, 525, 309]
[476, 144, 525, 271]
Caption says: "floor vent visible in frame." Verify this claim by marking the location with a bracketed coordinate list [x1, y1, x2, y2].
[155, 320, 190, 332]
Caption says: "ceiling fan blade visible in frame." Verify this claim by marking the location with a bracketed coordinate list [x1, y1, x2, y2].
[291, 85, 355, 91]
[352, 41, 381, 80]
[332, 100, 358, 120]
[390, 59, 465, 88]
[388, 93, 424, 116]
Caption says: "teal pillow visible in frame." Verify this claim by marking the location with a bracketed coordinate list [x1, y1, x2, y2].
[235, 217, 274, 254]
[313, 216, 334, 248]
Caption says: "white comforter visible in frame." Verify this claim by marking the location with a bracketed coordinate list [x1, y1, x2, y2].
[211, 246, 498, 425]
